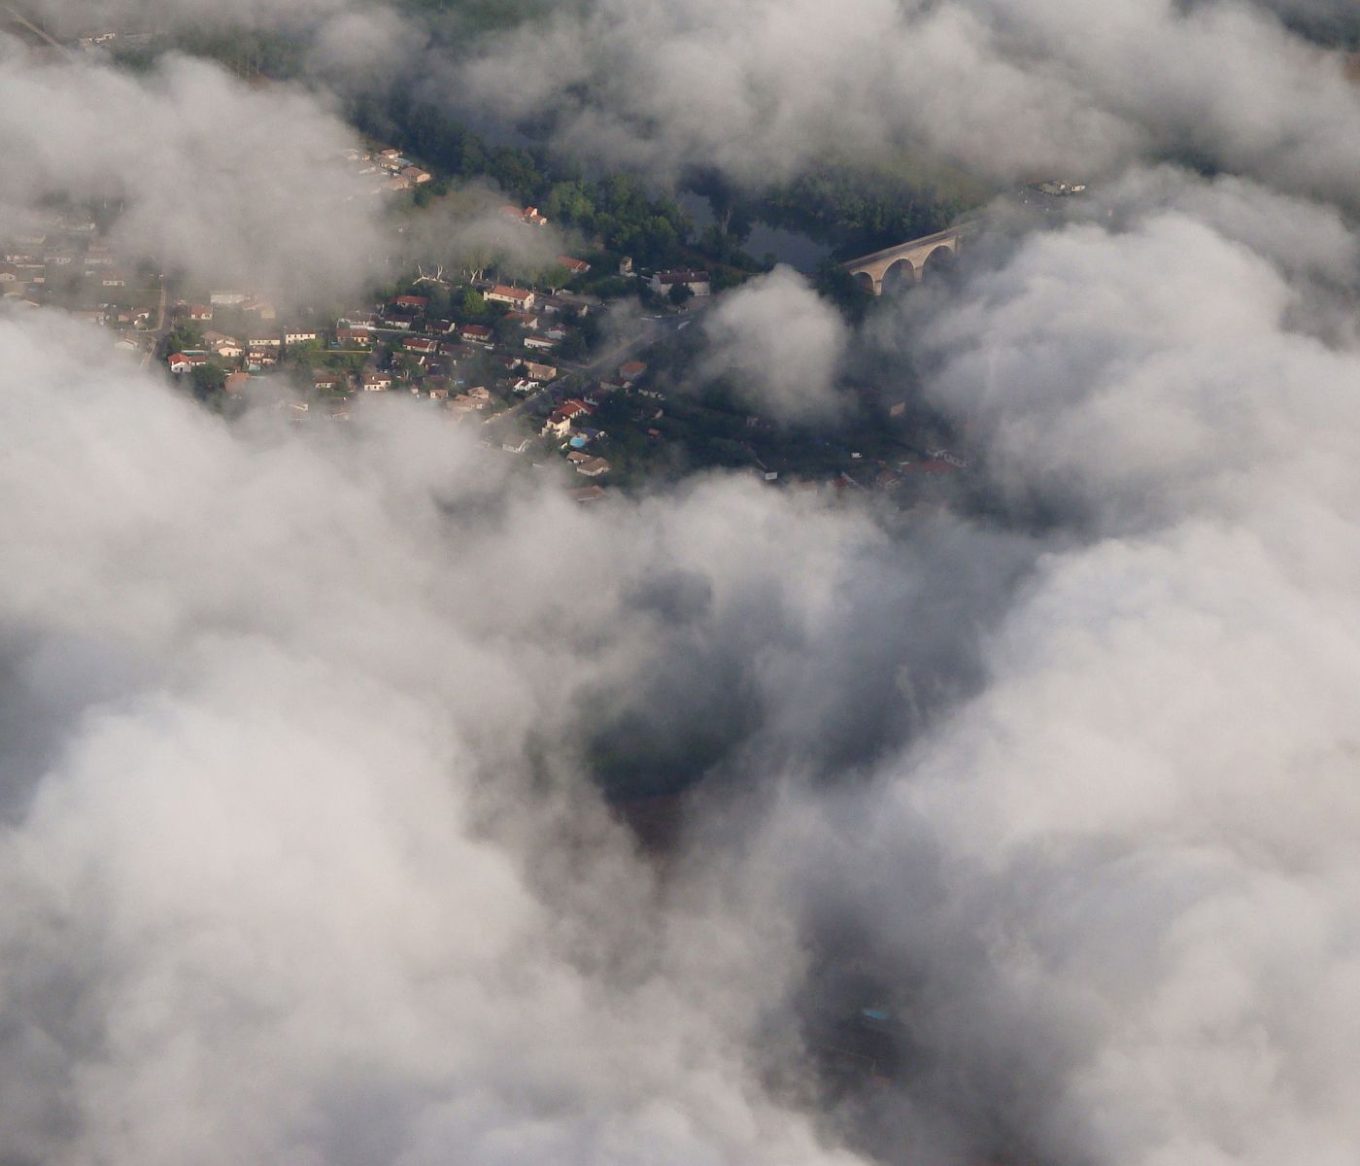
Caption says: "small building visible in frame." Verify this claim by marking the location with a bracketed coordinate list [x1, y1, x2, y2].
[540, 398, 591, 439]
[649, 269, 711, 297]
[542, 411, 571, 439]
[521, 360, 557, 382]
[448, 385, 492, 416]
[485, 285, 536, 310]
[537, 293, 596, 317]
[574, 456, 611, 478]
[167, 352, 208, 374]
[500, 204, 549, 228]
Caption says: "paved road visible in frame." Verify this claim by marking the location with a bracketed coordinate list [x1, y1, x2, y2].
[141, 278, 168, 368]
[2, 4, 68, 52]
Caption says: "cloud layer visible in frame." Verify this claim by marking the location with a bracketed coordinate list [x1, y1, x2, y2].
[3, 5, 1360, 1166]
[0, 308, 891, 1165]
[6, 167, 1359, 1164]
[700, 266, 849, 422]
[0, 41, 385, 306]
[452, 0, 1360, 200]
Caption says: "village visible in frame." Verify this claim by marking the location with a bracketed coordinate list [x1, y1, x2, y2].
[1, 126, 971, 509]
[0, 171, 728, 500]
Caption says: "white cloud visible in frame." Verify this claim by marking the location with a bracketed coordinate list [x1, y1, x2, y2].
[0, 305, 881, 1165]
[700, 266, 848, 422]
[454, 0, 1360, 204]
[0, 47, 386, 307]
[4, 9, 1360, 1166]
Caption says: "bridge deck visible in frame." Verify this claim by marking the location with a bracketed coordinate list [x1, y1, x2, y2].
[842, 223, 973, 270]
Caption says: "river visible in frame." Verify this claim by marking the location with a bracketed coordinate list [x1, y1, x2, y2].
[677, 192, 832, 273]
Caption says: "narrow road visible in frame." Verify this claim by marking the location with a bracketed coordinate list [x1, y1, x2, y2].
[486, 309, 700, 429]
[2, 4, 67, 52]
[141, 277, 167, 368]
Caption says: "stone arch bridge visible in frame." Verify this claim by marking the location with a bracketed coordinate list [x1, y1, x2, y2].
[842, 224, 972, 295]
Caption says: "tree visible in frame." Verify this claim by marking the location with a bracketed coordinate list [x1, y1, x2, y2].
[189, 363, 226, 400]
[557, 330, 587, 361]
[170, 323, 203, 350]
[668, 282, 694, 307]
[812, 259, 874, 324]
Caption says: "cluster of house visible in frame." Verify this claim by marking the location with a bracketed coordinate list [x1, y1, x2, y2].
[533, 358, 658, 481]
[3, 223, 122, 295]
[1, 219, 152, 343]
[164, 290, 313, 373]
[164, 276, 606, 434]
[377, 281, 595, 354]
[540, 396, 609, 477]
[346, 285, 593, 410]
[342, 145, 434, 196]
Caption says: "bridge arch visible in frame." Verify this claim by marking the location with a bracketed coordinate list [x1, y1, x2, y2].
[881, 257, 917, 293]
[852, 271, 876, 295]
[923, 244, 957, 279]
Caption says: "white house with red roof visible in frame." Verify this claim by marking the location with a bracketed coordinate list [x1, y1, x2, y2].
[167, 352, 209, 374]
